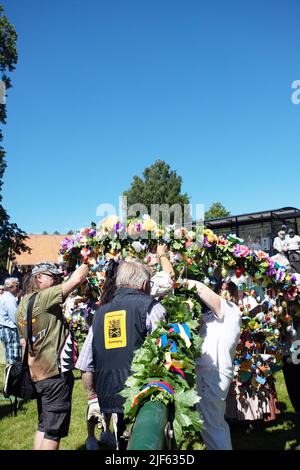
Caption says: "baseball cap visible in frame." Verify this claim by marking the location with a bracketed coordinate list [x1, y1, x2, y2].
[31, 262, 62, 276]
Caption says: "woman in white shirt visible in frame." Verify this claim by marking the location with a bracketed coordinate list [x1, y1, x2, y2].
[186, 279, 241, 450]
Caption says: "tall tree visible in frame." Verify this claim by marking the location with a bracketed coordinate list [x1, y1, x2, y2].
[204, 201, 230, 220]
[0, 5, 30, 269]
[123, 159, 190, 225]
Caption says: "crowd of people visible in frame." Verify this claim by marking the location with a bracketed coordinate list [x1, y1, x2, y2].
[0, 234, 300, 451]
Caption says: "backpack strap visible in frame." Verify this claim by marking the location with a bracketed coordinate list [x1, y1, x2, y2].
[23, 292, 38, 365]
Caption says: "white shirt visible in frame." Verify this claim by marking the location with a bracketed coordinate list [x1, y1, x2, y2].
[196, 298, 242, 380]
[273, 236, 286, 253]
[284, 235, 300, 251]
[0, 291, 18, 329]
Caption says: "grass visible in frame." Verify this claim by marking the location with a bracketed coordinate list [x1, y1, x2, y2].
[0, 367, 87, 450]
[0, 366, 299, 450]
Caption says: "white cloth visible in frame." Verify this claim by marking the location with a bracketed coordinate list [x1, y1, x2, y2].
[196, 299, 242, 450]
[243, 295, 258, 310]
[150, 271, 173, 299]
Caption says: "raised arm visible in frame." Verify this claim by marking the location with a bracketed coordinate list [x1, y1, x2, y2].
[185, 279, 222, 318]
[62, 263, 89, 300]
[157, 243, 175, 278]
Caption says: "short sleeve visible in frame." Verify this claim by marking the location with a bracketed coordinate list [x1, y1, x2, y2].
[38, 284, 63, 312]
[75, 327, 94, 372]
[146, 302, 166, 334]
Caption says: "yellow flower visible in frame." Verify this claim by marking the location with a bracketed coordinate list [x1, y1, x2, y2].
[101, 215, 120, 232]
[227, 259, 236, 267]
[142, 218, 157, 232]
[155, 228, 164, 238]
[204, 228, 218, 243]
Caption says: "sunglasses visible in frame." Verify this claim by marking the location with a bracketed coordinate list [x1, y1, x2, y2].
[41, 272, 56, 279]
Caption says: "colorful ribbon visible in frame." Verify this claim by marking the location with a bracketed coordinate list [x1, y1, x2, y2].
[130, 380, 175, 417]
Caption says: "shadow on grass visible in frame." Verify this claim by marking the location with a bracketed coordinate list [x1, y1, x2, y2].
[0, 402, 13, 419]
[0, 398, 26, 420]
[230, 410, 300, 450]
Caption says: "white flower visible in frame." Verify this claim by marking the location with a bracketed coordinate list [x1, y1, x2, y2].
[132, 241, 146, 253]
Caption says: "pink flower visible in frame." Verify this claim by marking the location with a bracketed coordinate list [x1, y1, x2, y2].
[185, 238, 194, 248]
[255, 250, 269, 261]
[233, 244, 250, 258]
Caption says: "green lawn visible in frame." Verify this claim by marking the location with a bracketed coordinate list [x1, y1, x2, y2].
[0, 366, 299, 450]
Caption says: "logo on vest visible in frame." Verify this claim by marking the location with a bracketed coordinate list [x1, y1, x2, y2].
[104, 310, 127, 349]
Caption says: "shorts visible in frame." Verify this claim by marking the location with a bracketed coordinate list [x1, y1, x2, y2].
[35, 372, 74, 441]
[0, 326, 21, 364]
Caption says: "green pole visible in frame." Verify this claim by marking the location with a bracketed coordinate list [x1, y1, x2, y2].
[127, 401, 168, 450]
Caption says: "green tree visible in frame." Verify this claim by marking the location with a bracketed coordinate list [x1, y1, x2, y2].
[123, 159, 190, 224]
[204, 202, 230, 220]
[53, 230, 60, 235]
[0, 5, 30, 269]
[42, 231, 48, 235]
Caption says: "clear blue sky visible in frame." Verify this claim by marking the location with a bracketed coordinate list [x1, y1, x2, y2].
[2, 0, 300, 233]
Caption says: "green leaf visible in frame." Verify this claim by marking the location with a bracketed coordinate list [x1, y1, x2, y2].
[174, 388, 200, 408]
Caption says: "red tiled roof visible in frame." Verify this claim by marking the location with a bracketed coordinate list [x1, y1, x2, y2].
[14, 234, 66, 266]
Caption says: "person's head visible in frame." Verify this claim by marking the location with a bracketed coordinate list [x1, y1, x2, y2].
[278, 229, 286, 239]
[4, 277, 20, 297]
[255, 237, 261, 244]
[0, 284, 4, 295]
[31, 262, 62, 290]
[116, 260, 152, 294]
[288, 228, 295, 238]
[215, 280, 239, 305]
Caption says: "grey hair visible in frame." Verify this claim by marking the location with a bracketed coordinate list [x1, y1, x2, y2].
[116, 261, 151, 290]
[4, 277, 20, 290]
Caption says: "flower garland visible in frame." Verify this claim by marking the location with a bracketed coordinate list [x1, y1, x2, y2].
[59, 217, 300, 447]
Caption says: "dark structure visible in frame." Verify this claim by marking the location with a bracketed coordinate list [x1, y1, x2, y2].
[205, 207, 300, 255]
